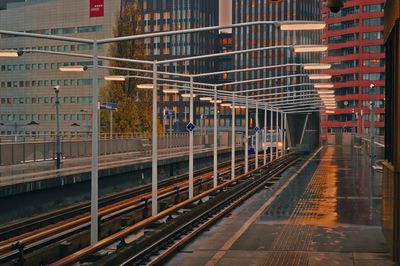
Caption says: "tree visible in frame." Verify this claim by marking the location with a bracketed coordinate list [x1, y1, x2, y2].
[100, 1, 154, 135]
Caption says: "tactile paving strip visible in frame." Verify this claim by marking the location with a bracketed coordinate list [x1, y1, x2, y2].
[263, 149, 337, 266]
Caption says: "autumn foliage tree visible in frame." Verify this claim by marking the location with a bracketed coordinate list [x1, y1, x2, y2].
[100, 1, 152, 134]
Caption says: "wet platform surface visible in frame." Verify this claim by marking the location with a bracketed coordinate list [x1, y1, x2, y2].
[167, 146, 393, 266]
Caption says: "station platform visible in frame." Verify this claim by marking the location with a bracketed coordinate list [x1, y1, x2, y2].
[167, 146, 394, 266]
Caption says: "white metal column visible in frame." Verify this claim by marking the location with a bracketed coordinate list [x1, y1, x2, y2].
[189, 76, 194, 198]
[245, 96, 249, 173]
[263, 105, 267, 165]
[255, 101, 259, 169]
[270, 106, 273, 162]
[110, 110, 113, 155]
[276, 109, 279, 159]
[280, 111, 283, 157]
[151, 62, 158, 216]
[90, 41, 99, 244]
[231, 94, 236, 179]
[213, 85, 218, 188]
[283, 113, 287, 155]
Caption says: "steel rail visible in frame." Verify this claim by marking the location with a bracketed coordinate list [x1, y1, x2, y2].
[54, 154, 289, 266]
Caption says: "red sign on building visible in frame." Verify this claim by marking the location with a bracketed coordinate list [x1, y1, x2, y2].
[90, 0, 104, 18]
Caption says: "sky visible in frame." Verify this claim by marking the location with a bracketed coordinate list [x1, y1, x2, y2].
[219, 0, 232, 26]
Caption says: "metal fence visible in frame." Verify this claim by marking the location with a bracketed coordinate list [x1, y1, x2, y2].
[0, 132, 243, 166]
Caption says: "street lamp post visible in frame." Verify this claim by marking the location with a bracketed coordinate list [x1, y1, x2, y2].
[370, 84, 376, 167]
[54, 85, 62, 170]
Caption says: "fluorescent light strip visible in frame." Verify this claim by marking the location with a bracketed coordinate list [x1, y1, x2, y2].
[163, 89, 179, 93]
[200, 97, 212, 101]
[309, 74, 332, 80]
[280, 22, 326, 31]
[314, 83, 334, 89]
[293, 45, 328, 53]
[104, 75, 126, 81]
[303, 63, 331, 70]
[181, 93, 197, 98]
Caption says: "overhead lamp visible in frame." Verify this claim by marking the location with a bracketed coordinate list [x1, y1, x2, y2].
[303, 63, 331, 70]
[181, 93, 197, 98]
[221, 103, 232, 107]
[210, 99, 222, 104]
[104, 75, 126, 81]
[59, 65, 88, 72]
[317, 90, 334, 94]
[326, 110, 335, 114]
[309, 74, 332, 80]
[239, 106, 247, 109]
[200, 97, 212, 101]
[163, 88, 179, 94]
[293, 45, 328, 53]
[314, 83, 334, 89]
[230, 105, 241, 109]
[137, 84, 153, 90]
[0, 50, 23, 57]
[279, 21, 326, 31]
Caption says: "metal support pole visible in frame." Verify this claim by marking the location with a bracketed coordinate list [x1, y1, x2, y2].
[283, 113, 287, 155]
[270, 106, 273, 162]
[275, 109, 279, 159]
[255, 101, 259, 169]
[55, 89, 61, 169]
[280, 111, 283, 157]
[213, 85, 218, 188]
[263, 105, 267, 165]
[90, 41, 99, 245]
[370, 101, 375, 167]
[110, 110, 113, 155]
[189, 76, 194, 198]
[231, 93, 236, 179]
[245, 95, 249, 173]
[152, 62, 158, 216]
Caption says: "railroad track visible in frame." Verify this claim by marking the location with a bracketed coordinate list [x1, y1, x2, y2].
[0, 156, 261, 265]
[54, 153, 299, 266]
[0, 156, 245, 241]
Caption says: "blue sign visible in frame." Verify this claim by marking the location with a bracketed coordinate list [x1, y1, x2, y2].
[254, 126, 260, 132]
[99, 102, 117, 111]
[249, 147, 255, 155]
[167, 110, 175, 116]
[186, 122, 196, 132]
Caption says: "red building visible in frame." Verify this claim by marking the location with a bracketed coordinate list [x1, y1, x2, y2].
[320, 0, 385, 144]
